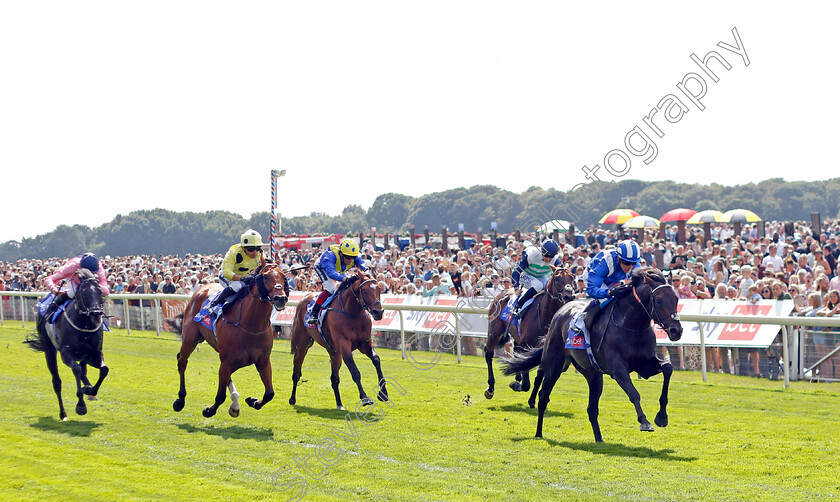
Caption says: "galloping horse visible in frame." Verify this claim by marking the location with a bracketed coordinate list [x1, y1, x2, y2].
[503, 267, 683, 442]
[289, 270, 388, 410]
[167, 264, 288, 418]
[25, 268, 108, 420]
[484, 266, 576, 402]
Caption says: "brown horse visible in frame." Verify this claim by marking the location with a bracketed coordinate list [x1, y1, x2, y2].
[167, 264, 288, 418]
[484, 265, 576, 403]
[289, 270, 388, 410]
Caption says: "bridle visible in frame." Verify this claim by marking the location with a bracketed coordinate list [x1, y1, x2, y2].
[248, 266, 288, 307]
[63, 274, 104, 333]
[546, 266, 575, 303]
[349, 277, 382, 315]
[630, 279, 680, 330]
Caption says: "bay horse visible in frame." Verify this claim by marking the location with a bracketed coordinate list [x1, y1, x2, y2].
[289, 270, 388, 410]
[167, 264, 288, 418]
[25, 268, 108, 420]
[484, 266, 576, 402]
[503, 267, 682, 442]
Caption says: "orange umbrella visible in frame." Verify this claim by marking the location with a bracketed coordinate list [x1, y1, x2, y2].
[599, 209, 640, 225]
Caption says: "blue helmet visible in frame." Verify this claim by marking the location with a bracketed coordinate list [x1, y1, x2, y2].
[616, 240, 641, 263]
[540, 239, 560, 258]
[80, 253, 100, 272]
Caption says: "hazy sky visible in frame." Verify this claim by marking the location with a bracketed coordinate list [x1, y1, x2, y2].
[2, 2, 837, 243]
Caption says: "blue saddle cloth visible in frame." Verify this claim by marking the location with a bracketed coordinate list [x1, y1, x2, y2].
[500, 295, 535, 327]
[304, 291, 339, 329]
[37, 294, 112, 332]
[193, 291, 224, 335]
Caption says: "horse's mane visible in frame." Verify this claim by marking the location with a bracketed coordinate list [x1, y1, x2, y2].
[630, 266, 666, 287]
[77, 268, 97, 281]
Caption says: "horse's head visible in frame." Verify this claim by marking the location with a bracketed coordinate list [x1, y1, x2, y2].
[631, 267, 682, 341]
[350, 271, 384, 321]
[254, 264, 289, 311]
[75, 268, 104, 325]
[547, 265, 576, 304]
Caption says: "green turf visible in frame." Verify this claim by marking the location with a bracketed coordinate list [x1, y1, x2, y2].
[1, 324, 838, 501]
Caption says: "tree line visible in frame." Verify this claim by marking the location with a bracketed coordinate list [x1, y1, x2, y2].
[2, 178, 838, 261]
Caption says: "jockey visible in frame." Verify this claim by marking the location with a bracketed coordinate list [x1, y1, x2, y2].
[510, 239, 562, 319]
[307, 237, 369, 326]
[572, 239, 642, 336]
[209, 229, 266, 310]
[43, 253, 111, 319]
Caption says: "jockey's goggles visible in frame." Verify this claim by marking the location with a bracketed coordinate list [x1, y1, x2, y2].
[618, 258, 635, 267]
[244, 246, 260, 253]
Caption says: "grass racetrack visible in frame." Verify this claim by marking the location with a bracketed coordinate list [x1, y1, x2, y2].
[1, 324, 839, 501]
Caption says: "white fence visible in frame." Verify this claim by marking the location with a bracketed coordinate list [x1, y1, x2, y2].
[3, 291, 839, 388]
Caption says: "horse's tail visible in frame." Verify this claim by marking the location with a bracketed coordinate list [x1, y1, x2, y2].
[23, 331, 47, 353]
[163, 313, 185, 336]
[502, 342, 544, 376]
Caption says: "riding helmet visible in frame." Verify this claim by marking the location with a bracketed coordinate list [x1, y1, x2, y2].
[240, 229, 263, 247]
[80, 253, 100, 272]
[540, 239, 560, 258]
[339, 238, 360, 257]
[616, 240, 641, 263]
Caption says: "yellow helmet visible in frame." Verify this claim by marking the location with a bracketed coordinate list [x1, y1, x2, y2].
[240, 229, 263, 247]
[339, 238, 360, 257]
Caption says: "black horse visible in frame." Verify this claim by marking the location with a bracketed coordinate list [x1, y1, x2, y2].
[25, 268, 109, 420]
[503, 267, 682, 442]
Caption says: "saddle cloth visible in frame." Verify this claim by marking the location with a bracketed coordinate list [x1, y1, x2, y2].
[500, 295, 535, 326]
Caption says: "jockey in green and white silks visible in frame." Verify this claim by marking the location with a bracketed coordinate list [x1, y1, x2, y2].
[510, 239, 562, 318]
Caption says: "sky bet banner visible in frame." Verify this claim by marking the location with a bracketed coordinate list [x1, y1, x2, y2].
[272, 295, 794, 348]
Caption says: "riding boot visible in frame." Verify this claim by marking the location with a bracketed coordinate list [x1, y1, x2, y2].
[306, 302, 322, 326]
[307, 291, 330, 326]
[512, 287, 537, 319]
[582, 299, 602, 335]
[44, 292, 69, 322]
[209, 286, 234, 309]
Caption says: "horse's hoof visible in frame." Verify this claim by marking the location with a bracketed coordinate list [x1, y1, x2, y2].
[640, 422, 654, 432]
[173, 399, 185, 412]
[528, 400, 535, 409]
[229, 407, 240, 418]
[288, 397, 296, 406]
[61, 416, 68, 422]
[509, 381, 522, 391]
[87, 395, 99, 401]
[484, 389, 494, 399]
[75, 404, 87, 416]
[654, 413, 668, 428]
[377, 391, 389, 402]
[82, 386, 95, 396]
[59, 412, 67, 421]
[202, 407, 216, 418]
[337, 405, 345, 411]
[360, 397, 374, 407]
[245, 397, 259, 409]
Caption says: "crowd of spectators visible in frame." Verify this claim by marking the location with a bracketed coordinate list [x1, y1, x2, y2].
[1, 218, 838, 377]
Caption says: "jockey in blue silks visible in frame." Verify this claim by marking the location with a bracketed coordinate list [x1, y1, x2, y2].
[307, 238, 369, 326]
[571, 239, 642, 336]
[511, 239, 562, 319]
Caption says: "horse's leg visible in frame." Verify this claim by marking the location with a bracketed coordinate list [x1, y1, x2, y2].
[289, 335, 311, 406]
[86, 352, 110, 401]
[653, 359, 673, 427]
[534, 360, 563, 439]
[43, 344, 67, 421]
[484, 331, 498, 399]
[342, 348, 373, 407]
[202, 361, 232, 418]
[528, 367, 544, 409]
[228, 380, 240, 417]
[173, 327, 202, 412]
[582, 369, 605, 442]
[245, 357, 275, 410]
[357, 339, 388, 402]
[329, 351, 345, 411]
[610, 362, 653, 432]
[58, 346, 88, 416]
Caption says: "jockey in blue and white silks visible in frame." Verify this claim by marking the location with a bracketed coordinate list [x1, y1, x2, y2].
[572, 239, 642, 335]
[510, 239, 562, 318]
[307, 238, 369, 325]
